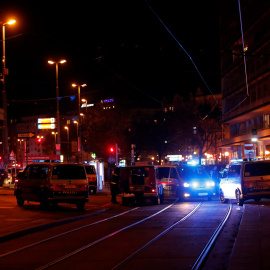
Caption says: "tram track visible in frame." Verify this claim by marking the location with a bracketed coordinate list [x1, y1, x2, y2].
[0, 199, 233, 270]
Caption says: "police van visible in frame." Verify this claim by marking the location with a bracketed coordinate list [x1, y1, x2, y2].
[219, 160, 270, 206]
[156, 165, 182, 197]
[14, 163, 89, 210]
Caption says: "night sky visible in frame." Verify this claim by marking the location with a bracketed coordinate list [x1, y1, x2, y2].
[0, 1, 221, 116]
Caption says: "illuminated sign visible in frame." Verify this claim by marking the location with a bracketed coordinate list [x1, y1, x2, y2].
[38, 124, 56, 130]
[37, 118, 56, 129]
[37, 118, 55, 124]
[102, 98, 114, 103]
[166, 155, 182, 161]
[81, 103, 94, 108]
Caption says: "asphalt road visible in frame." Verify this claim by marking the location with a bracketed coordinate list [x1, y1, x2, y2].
[1, 187, 270, 269]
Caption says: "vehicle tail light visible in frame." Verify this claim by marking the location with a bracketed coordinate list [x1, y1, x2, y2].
[151, 189, 156, 193]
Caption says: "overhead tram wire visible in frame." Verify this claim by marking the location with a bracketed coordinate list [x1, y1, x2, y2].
[95, 58, 165, 113]
[144, 0, 218, 120]
[223, 0, 249, 116]
[9, 90, 99, 104]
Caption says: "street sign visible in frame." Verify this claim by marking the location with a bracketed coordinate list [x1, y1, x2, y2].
[244, 140, 254, 150]
[18, 132, 35, 138]
[108, 156, 115, 164]
[9, 150, 15, 160]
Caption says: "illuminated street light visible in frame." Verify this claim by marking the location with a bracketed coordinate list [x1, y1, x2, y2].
[64, 126, 69, 161]
[1, 18, 16, 180]
[51, 131, 57, 151]
[73, 121, 79, 151]
[81, 98, 88, 113]
[80, 113, 84, 119]
[48, 59, 66, 156]
[72, 83, 87, 117]
[72, 83, 87, 154]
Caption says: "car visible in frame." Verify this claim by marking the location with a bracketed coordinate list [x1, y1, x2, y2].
[14, 163, 89, 210]
[219, 160, 270, 206]
[178, 165, 215, 201]
[83, 164, 97, 194]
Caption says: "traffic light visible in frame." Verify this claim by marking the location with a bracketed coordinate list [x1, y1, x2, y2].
[37, 135, 44, 143]
[109, 146, 115, 154]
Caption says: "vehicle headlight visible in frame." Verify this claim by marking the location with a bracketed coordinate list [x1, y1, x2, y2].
[192, 182, 198, 188]
[206, 181, 215, 187]
[183, 182, 190, 187]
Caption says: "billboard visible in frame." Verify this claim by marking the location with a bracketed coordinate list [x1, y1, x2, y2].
[37, 118, 56, 129]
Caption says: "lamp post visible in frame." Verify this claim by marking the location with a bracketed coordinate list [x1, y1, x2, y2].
[48, 59, 66, 156]
[51, 131, 57, 153]
[72, 83, 86, 153]
[1, 19, 16, 180]
[73, 120, 79, 146]
[64, 126, 69, 161]
[81, 98, 88, 113]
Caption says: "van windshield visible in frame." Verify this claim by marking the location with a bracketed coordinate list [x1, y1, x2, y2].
[157, 167, 170, 179]
[178, 166, 209, 180]
[84, 166, 96, 174]
[52, 165, 86, 179]
[244, 163, 270, 177]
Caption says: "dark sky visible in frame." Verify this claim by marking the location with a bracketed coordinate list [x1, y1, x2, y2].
[1, 1, 221, 116]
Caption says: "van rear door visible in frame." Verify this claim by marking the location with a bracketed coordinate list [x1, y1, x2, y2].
[243, 162, 270, 195]
[51, 165, 89, 199]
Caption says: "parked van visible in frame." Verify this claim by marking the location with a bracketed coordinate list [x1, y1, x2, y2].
[118, 165, 164, 205]
[219, 160, 270, 206]
[156, 165, 181, 197]
[83, 164, 97, 194]
[14, 163, 89, 210]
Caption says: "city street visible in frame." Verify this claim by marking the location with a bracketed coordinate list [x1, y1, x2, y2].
[0, 188, 270, 270]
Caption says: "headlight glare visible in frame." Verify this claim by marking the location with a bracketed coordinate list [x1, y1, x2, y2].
[192, 182, 198, 188]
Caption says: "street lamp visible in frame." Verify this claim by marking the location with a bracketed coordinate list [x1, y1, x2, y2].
[51, 131, 57, 151]
[1, 19, 16, 180]
[64, 126, 69, 161]
[72, 83, 86, 153]
[81, 98, 88, 113]
[73, 120, 79, 149]
[48, 59, 66, 156]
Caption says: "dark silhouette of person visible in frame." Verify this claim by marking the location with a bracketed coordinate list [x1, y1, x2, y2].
[110, 168, 120, 204]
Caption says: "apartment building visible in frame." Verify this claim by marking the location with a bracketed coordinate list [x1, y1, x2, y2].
[219, 0, 270, 160]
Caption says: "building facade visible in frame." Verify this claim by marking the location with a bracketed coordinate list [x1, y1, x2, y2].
[219, 0, 270, 161]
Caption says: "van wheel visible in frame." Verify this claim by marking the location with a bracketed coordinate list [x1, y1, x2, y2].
[236, 190, 244, 206]
[16, 194, 24, 206]
[219, 190, 229, 204]
[76, 201, 85, 211]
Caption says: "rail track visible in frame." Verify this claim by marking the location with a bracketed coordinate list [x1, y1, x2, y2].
[0, 199, 232, 270]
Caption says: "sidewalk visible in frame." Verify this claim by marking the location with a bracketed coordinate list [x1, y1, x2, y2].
[228, 203, 270, 270]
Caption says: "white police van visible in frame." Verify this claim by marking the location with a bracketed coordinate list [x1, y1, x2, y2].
[219, 160, 270, 206]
